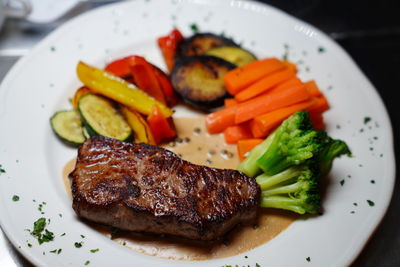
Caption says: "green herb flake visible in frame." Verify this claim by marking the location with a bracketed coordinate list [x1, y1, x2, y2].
[256, 263, 261, 267]
[12, 195, 20, 201]
[75, 242, 83, 248]
[363, 117, 371, 124]
[27, 243, 32, 248]
[32, 218, 46, 236]
[367, 200, 375, 207]
[84, 260, 90, 265]
[190, 23, 199, 33]
[81, 235, 85, 238]
[340, 180, 345, 186]
[60, 233, 66, 237]
[0, 164, 5, 174]
[90, 248, 99, 253]
[318, 46, 325, 53]
[38, 230, 55, 244]
[370, 180, 376, 184]
[306, 256, 311, 262]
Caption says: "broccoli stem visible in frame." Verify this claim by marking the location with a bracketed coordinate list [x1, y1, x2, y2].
[261, 181, 305, 196]
[237, 131, 276, 177]
[255, 167, 300, 191]
[260, 196, 308, 214]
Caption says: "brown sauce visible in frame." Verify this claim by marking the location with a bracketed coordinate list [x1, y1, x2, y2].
[62, 117, 297, 260]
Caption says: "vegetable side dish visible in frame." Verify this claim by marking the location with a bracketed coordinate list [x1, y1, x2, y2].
[50, 28, 351, 243]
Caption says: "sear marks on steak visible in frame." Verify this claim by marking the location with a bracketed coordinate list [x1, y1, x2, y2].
[70, 136, 260, 241]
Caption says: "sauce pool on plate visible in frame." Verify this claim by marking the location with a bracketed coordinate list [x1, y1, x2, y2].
[62, 117, 297, 260]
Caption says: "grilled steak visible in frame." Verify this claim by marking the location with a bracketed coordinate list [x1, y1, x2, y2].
[70, 136, 260, 241]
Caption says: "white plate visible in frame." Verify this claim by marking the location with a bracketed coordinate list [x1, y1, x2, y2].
[0, 0, 395, 266]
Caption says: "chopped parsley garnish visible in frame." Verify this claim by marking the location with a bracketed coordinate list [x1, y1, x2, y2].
[371, 180, 376, 184]
[12, 195, 20, 201]
[318, 46, 325, 53]
[0, 164, 5, 174]
[306, 256, 311, 262]
[256, 264, 261, 267]
[90, 248, 99, 253]
[60, 233, 66, 237]
[340, 180, 345, 186]
[363, 117, 371, 124]
[81, 234, 85, 238]
[27, 243, 32, 248]
[74, 242, 83, 248]
[367, 200, 375, 206]
[190, 23, 199, 33]
[30, 218, 54, 244]
[84, 260, 90, 265]
[50, 248, 62, 254]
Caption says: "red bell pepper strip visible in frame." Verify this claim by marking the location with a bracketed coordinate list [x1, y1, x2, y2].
[157, 28, 184, 72]
[124, 56, 167, 105]
[153, 67, 179, 107]
[104, 57, 131, 77]
[147, 105, 177, 144]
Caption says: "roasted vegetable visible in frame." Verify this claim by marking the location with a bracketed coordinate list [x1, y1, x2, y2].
[171, 55, 236, 110]
[177, 33, 238, 58]
[72, 86, 91, 109]
[147, 106, 177, 144]
[50, 110, 86, 147]
[157, 28, 184, 72]
[120, 106, 156, 145]
[206, 46, 257, 67]
[76, 61, 173, 117]
[78, 94, 132, 141]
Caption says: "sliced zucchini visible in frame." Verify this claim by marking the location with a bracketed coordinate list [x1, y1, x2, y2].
[50, 110, 86, 147]
[171, 55, 236, 110]
[206, 46, 257, 67]
[78, 94, 132, 141]
[177, 33, 238, 58]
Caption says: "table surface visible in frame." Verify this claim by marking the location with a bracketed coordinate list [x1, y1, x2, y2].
[0, 0, 398, 266]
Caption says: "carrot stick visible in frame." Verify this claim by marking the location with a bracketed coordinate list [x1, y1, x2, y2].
[205, 105, 237, 134]
[234, 68, 295, 102]
[305, 80, 323, 97]
[267, 77, 302, 94]
[224, 58, 286, 95]
[224, 123, 253, 144]
[282, 60, 297, 73]
[237, 138, 264, 161]
[308, 95, 329, 114]
[234, 84, 311, 124]
[250, 98, 317, 138]
[224, 98, 238, 108]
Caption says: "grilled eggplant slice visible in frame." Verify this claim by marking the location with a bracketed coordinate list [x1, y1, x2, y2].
[177, 33, 238, 58]
[206, 46, 257, 67]
[171, 55, 236, 110]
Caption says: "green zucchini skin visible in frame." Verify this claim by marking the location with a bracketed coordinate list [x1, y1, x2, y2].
[78, 94, 132, 142]
[50, 110, 86, 147]
[171, 55, 236, 111]
[177, 33, 238, 58]
[206, 46, 257, 67]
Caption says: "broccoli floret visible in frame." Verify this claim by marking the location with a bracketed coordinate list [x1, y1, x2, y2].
[317, 138, 351, 178]
[237, 110, 351, 215]
[238, 110, 313, 177]
[256, 166, 320, 214]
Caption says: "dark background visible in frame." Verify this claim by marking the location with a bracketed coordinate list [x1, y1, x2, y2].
[257, 0, 399, 266]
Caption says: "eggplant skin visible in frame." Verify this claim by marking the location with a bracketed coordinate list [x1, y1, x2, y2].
[171, 56, 236, 110]
[177, 33, 238, 58]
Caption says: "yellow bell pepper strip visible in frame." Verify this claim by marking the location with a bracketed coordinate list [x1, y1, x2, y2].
[71, 86, 91, 109]
[120, 106, 156, 145]
[76, 61, 173, 117]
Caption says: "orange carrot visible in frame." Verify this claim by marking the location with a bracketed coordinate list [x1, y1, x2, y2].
[224, 58, 286, 95]
[224, 98, 238, 108]
[305, 80, 323, 97]
[266, 77, 302, 95]
[224, 123, 253, 144]
[234, 68, 295, 102]
[205, 105, 237, 134]
[250, 98, 318, 138]
[308, 95, 329, 114]
[282, 60, 297, 73]
[237, 139, 264, 161]
[235, 84, 311, 124]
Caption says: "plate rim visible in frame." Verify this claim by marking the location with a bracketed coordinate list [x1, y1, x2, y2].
[0, 0, 396, 266]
